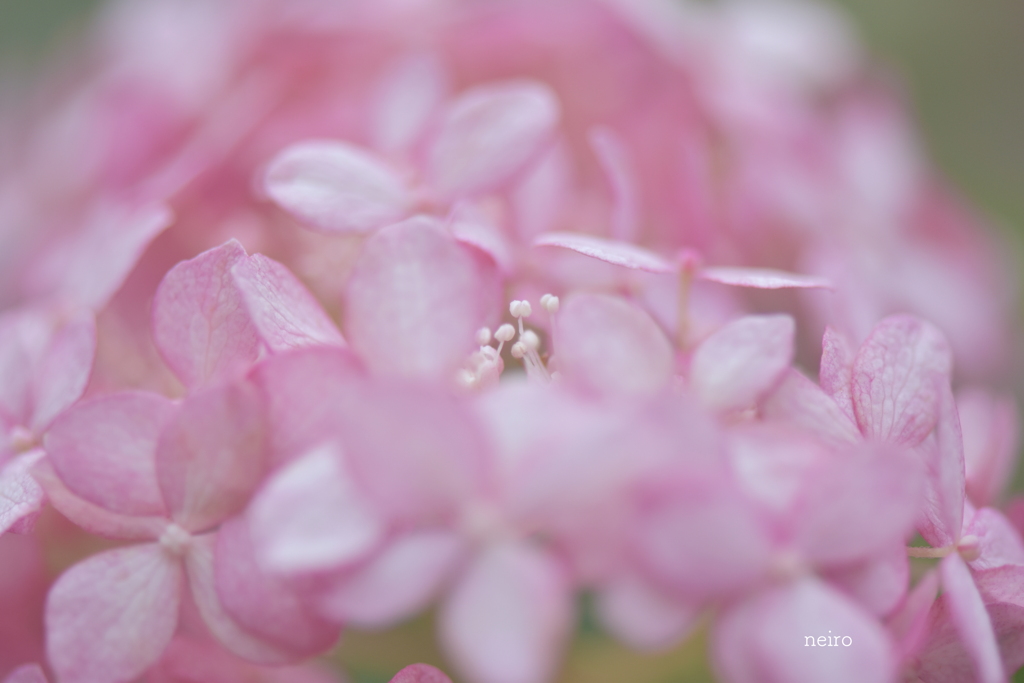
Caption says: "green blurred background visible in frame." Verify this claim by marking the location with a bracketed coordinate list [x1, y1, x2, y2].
[1, 0, 1022, 681]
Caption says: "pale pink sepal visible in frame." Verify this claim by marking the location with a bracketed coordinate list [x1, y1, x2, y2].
[29, 310, 96, 433]
[589, 127, 639, 242]
[263, 140, 411, 233]
[917, 382, 967, 549]
[697, 267, 832, 290]
[635, 480, 773, 600]
[532, 232, 675, 273]
[556, 293, 674, 396]
[824, 542, 909, 617]
[964, 507, 1024, 572]
[440, 541, 572, 683]
[851, 315, 953, 446]
[712, 577, 897, 683]
[974, 566, 1024, 674]
[793, 444, 922, 567]
[247, 442, 384, 576]
[887, 568, 940, 662]
[156, 382, 265, 533]
[595, 574, 699, 651]
[760, 370, 860, 445]
[314, 529, 466, 628]
[689, 315, 795, 412]
[940, 553, 1006, 683]
[429, 80, 560, 199]
[231, 253, 345, 351]
[184, 534, 298, 665]
[32, 459, 166, 540]
[44, 391, 174, 517]
[389, 664, 454, 683]
[3, 664, 47, 683]
[371, 52, 449, 154]
[344, 217, 500, 380]
[0, 450, 45, 535]
[213, 517, 341, 660]
[46, 544, 183, 683]
[152, 239, 261, 389]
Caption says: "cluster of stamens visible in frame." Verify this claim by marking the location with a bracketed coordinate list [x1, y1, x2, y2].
[457, 295, 560, 389]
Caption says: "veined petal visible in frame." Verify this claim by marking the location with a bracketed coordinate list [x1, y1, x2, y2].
[44, 392, 174, 517]
[689, 314, 795, 412]
[0, 451, 46, 535]
[917, 382, 966, 549]
[761, 369, 860, 446]
[231, 253, 345, 351]
[429, 80, 560, 198]
[440, 541, 572, 683]
[46, 544, 183, 683]
[344, 216, 500, 380]
[557, 293, 674, 396]
[263, 140, 411, 233]
[157, 382, 266, 532]
[532, 232, 675, 273]
[247, 442, 384, 576]
[851, 315, 952, 446]
[151, 239, 261, 389]
[819, 326, 855, 420]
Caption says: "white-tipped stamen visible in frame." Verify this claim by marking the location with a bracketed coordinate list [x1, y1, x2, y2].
[521, 330, 540, 351]
[511, 341, 526, 359]
[476, 327, 492, 346]
[541, 294, 559, 314]
[159, 523, 192, 557]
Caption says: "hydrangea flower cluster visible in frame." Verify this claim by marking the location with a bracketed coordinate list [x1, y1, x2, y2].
[1, 0, 1022, 682]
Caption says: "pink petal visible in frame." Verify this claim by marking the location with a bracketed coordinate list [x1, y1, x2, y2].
[157, 382, 266, 532]
[371, 52, 449, 154]
[595, 574, 699, 651]
[32, 203, 173, 311]
[338, 380, 491, 523]
[0, 314, 32, 425]
[556, 293, 674, 396]
[851, 315, 953, 446]
[635, 478, 773, 600]
[917, 381, 967, 549]
[151, 239, 261, 389]
[231, 253, 345, 351]
[823, 542, 909, 617]
[440, 541, 572, 683]
[760, 369, 861, 445]
[959, 389, 1018, 509]
[263, 140, 411, 233]
[429, 80, 560, 198]
[819, 326, 856, 420]
[589, 126, 639, 242]
[964, 507, 1024, 572]
[727, 423, 831, 513]
[46, 544, 183, 683]
[31, 459, 165, 540]
[793, 443, 923, 567]
[698, 267, 833, 290]
[343, 216, 500, 380]
[689, 315, 795, 412]
[389, 664, 454, 683]
[247, 442, 384, 576]
[249, 347, 365, 466]
[712, 577, 897, 683]
[0, 451, 45, 535]
[213, 517, 340, 660]
[3, 664, 48, 683]
[313, 529, 466, 627]
[29, 311, 96, 432]
[532, 232, 675, 273]
[184, 533, 298, 665]
[887, 568, 940, 661]
[44, 391, 174, 517]
[940, 553, 1006, 683]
